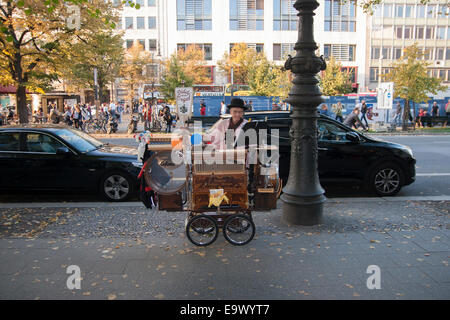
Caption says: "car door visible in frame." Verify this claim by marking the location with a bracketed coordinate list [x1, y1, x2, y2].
[0, 131, 24, 189]
[317, 120, 366, 182]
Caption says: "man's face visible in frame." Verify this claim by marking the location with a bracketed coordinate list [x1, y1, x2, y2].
[230, 108, 244, 123]
[354, 109, 360, 115]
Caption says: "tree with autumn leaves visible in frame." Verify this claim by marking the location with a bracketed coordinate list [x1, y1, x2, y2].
[0, 0, 119, 123]
[160, 45, 210, 103]
[217, 43, 292, 99]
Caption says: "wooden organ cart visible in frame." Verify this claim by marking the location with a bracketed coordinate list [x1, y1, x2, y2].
[138, 133, 281, 246]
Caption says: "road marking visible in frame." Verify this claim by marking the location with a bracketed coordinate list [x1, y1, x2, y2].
[416, 173, 450, 177]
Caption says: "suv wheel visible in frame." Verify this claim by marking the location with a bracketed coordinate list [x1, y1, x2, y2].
[368, 163, 404, 196]
[101, 171, 134, 201]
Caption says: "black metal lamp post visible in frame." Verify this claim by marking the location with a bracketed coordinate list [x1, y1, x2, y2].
[280, 0, 327, 226]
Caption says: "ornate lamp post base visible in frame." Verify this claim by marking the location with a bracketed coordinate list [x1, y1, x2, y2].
[281, 193, 325, 226]
[280, 0, 326, 226]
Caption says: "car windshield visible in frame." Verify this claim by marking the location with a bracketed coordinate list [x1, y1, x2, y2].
[52, 128, 103, 153]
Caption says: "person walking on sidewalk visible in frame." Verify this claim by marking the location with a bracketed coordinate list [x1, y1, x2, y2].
[332, 102, 344, 122]
[164, 107, 173, 133]
[393, 102, 402, 126]
[358, 100, 369, 128]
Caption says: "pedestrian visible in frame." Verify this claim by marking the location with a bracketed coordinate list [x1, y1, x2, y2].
[247, 100, 253, 112]
[143, 103, 152, 131]
[220, 100, 227, 115]
[416, 108, 425, 128]
[358, 100, 369, 127]
[138, 102, 144, 122]
[332, 102, 344, 122]
[431, 101, 439, 117]
[319, 104, 330, 117]
[343, 107, 367, 131]
[200, 103, 206, 116]
[164, 107, 173, 133]
[393, 102, 402, 126]
[72, 104, 82, 129]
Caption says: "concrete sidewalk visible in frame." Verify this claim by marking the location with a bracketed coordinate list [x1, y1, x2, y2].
[0, 200, 448, 300]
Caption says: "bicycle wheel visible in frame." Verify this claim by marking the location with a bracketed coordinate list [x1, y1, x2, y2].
[223, 214, 255, 246]
[186, 215, 218, 247]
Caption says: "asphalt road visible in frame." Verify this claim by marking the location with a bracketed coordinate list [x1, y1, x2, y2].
[0, 135, 448, 203]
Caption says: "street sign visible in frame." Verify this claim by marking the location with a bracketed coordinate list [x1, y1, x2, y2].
[377, 82, 394, 109]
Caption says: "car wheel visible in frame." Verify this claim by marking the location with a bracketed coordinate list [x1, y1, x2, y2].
[101, 171, 134, 202]
[368, 163, 404, 196]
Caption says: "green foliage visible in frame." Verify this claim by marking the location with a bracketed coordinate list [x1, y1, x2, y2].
[319, 56, 352, 96]
[160, 55, 193, 103]
[247, 55, 292, 99]
[383, 44, 446, 104]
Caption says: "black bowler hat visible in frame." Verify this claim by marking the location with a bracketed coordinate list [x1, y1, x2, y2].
[227, 98, 248, 110]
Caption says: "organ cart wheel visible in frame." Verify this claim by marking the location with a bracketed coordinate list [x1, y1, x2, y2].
[223, 214, 255, 246]
[186, 214, 219, 246]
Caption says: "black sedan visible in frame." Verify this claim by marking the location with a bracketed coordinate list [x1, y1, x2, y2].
[0, 125, 141, 201]
[214, 111, 416, 196]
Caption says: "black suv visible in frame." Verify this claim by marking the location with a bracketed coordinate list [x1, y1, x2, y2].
[218, 111, 416, 196]
[0, 125, 141, 201]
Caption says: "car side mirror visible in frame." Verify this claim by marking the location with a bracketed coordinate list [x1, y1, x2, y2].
[56, 147, 72, 156]
[346, 132, 361, 143]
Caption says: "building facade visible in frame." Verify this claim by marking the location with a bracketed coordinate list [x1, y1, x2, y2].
[367, 0, 450, 91]
[118, 0, 368, 92]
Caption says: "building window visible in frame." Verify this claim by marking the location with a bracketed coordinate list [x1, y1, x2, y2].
[383, 4, 392, 18]
[415, 26, 424, 39]
[126, 40, 134, 49]
[273, 0, 297, 31]
[125, 17, 133, 29]
[230, 0, 264, 31]
[324, 0, 356, 32]
[149, 39, 157, 51]
[370, 67, 391, 82]
[395, 26, 403, 39]
[148, 17, 156, 29]
[137, 17, 145, 29]
[427, 5, 436, 18]
[136, 0, 144, 7]
[138, 39, 145, 49]
[177, 0, 212, 30]
[436, 27, 446, 40]
[425, 27, 434, 39]
[424, 47, 433, 60]
[416, 5, 425, 18]
[273, 43, 295, 61]
[405, 5, 413, 18]
[146, 64, 158, 78]
[436, 48, 444, 60]
[438, 5, 448, 17]
[394, 47, 402, 60]
[371, 47, 380, 59]
[382, 47, 391, 60]
[148, 0, 156, 6]
[404, 26, 412, 39]
[230, 43, 264, 54]
[177, 43, 212, 60]
[324, 44, 355, 61]
[395, 4, 403, 18]
[446, 48, 450, 60]
[374, 5, 382, 18]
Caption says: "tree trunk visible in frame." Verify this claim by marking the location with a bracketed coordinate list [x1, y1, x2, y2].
[16, 85, 28, 124]
[402, 100, 410, 131]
